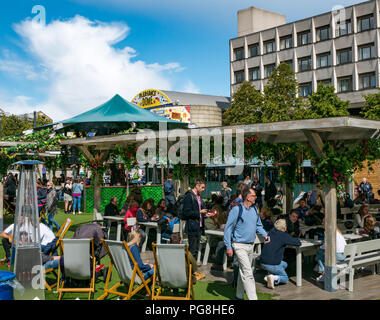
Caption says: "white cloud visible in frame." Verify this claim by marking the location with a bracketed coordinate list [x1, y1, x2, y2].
[9, 15, 193, 121]
[182, 80, 200, 94]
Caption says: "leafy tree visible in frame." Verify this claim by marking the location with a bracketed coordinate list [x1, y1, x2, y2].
[361, 89, 380, 120]
[262, 62, 305, 122]
[223, 81, 263, 125]
[0, 113, 52, 137]
[304, 83, 349, 118]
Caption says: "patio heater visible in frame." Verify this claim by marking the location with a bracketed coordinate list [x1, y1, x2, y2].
[11, 160, 45, 300]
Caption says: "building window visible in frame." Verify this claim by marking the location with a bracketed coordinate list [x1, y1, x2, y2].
[358, 43, 375, 61]
[280, 35, 293, 50]
[317, 79, 332, 87]
[337, 76, 353, 93]
[299, 83, 312, 97]
[282, 59, 293, 70]
[264, 64, 276, 78]
[248, 43, 259, 57]
[249, 67, 261, 81]
[234, 70, 245, 84]
[359, 72, 376, 90]
[297, 30, 312, 46]
[264, 39, 276, 54]
[336, 48, 352, 65]
[298, 56, 312, 72]
[336, 19, 352, 37]
[316, 52, 331, 68]
[234, 47, 245, 61]
[357, 14, 374, 32]
[316, 25, 330, 42]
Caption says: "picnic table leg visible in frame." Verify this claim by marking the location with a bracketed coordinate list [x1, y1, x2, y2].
[142, 227, 150, 252]
[296, 248, 302, 287]
[222, 253, 227, 271]
[202, 237, 211, 266]
[116, 221, 121, 242]
[156, 226, 161, 245]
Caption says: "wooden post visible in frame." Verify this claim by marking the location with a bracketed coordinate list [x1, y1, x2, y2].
[0, 177, 3, 232]
[161, 165, 164, 185]
[126, 168, 129, 197]
[93, 170, 101, 220]
[324, 184, 338, 292]
[282, 182, 293, 215]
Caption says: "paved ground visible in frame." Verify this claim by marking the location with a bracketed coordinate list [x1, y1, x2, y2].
[141, 249, 380, 300]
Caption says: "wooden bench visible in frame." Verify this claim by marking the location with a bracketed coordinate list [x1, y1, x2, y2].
[337, 238, 380, 292]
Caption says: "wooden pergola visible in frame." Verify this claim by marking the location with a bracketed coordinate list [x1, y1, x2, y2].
[60, 116, 380, 292]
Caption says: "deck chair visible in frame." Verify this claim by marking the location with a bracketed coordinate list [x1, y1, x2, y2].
[56, 238, 96, 300]
[97, 240, 152, 300]
[4, 198, 15, 216]
[151, 243, 194, 300]
[44, 218, 73, 291]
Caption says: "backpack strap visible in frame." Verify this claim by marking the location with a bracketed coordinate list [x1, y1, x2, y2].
[232, 204, 244, 238]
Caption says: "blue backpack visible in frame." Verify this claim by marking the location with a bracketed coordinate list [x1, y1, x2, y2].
[307, 189, 317, 206]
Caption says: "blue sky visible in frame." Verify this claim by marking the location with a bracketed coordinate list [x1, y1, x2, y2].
[0, 0, 364, 120]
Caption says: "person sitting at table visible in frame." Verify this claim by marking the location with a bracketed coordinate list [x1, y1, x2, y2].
[304, 205, 324, 226]
[362, 216, 380, 239]
[137, 199, 159, 222]
[343, 193, 354, 209]
[260, 207, 274, 232]
[285, 209, 301, 238]
[354, 204, 371, 228]
[315, 218, 346, 282]
[260, 219, 301, 289]
[127, 230, 154, 280]
[123, 200, 146, 249]
[354, 192, 366, 205]
[152, 199, 167, 220]
[295, 199, 310, 222]
[204, 200, 228, 271]
[105, 197, 120, 216]
[120, 195, 136, 216]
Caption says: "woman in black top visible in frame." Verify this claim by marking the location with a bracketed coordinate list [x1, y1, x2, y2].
[260, 219, 301, 289]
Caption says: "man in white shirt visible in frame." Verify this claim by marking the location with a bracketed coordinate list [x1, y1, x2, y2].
[1, 222, 56, 263]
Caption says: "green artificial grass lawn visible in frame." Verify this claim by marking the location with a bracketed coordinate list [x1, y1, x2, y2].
[1, 203, 277, 300]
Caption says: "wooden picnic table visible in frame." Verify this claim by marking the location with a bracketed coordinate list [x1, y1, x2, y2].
[202, 229, 264, 270]
[103, 216, 124, 242]
[139, 221, 162, 252]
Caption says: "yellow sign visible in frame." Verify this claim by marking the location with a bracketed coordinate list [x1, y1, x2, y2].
[132, 89, 172, 108]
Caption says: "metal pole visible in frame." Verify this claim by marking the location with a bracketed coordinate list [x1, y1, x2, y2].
[33, 111, 37, 128]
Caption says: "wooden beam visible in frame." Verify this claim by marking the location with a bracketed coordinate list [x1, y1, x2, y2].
[0, 179, 3, 232]
[77, 145, 95, 162]
[302, 130, 325, 158]
[263, 135, 277, 144]
[324, 185, 338, 292]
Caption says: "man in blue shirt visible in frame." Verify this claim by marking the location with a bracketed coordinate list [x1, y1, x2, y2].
[295, 199, 309, 222]
[224, 188, 270, 300]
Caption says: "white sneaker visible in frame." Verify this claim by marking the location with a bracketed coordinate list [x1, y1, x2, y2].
[73, 212, 76, 215]
[78, 211, 82, 214]
[267, 274, 275, 289]
[317, 274, 325, 282]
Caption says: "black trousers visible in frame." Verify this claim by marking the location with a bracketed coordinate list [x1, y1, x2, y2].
[188, 234, 201, 260]
[2, 238, 11, 260]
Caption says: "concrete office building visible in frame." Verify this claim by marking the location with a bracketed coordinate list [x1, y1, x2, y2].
[230, 0, 380, 114]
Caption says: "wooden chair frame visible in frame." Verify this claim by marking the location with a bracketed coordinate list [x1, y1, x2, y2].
[151, 242, 194, 300]
[97, 239, 152, 300]
[56, 238, 96, 300]
[44, 217, 73, 291]
[4, 198, 15, 216]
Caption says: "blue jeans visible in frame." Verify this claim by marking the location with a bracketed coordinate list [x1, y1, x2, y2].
[44, 259, 59, 270]
[48, 213, 60, 232]
[261, 261, 289, 285]
[144, 268, 154, 280]
[316, 249, 346, 273]
[73, 195, 82, 212]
